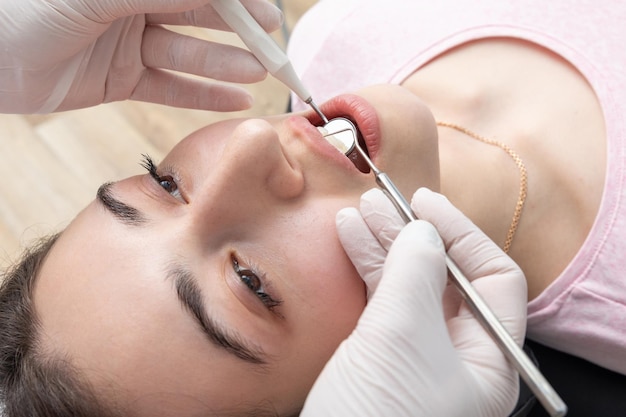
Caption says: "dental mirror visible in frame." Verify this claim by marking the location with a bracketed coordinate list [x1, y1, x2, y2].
[319, 117, 369, 172]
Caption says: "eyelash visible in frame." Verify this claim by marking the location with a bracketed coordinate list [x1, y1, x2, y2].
[140, 154, 184, 202]
[231, 254, 282, 312]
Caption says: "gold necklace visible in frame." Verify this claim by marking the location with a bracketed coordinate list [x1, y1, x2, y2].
[436, 121, 528, 253]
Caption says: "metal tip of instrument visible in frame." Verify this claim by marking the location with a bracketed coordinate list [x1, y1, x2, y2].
[305, 97, 329, 124]
[352, 141, 379, 174]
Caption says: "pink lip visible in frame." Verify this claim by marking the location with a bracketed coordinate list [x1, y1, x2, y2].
[285, 93, 383, 174]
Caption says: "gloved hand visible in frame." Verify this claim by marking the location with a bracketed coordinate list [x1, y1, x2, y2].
[0, 0, 282, 113]
[301, 188, 527, 417]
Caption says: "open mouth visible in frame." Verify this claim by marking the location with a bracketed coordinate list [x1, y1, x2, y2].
[306, 94, 381, 172]
[317, 117, 370, 173]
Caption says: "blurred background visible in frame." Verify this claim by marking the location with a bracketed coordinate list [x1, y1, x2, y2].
[0, 0, 317, 269]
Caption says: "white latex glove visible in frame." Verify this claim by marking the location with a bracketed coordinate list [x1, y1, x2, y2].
[301, 188, 527, 417]
[0, 0, 282, 113]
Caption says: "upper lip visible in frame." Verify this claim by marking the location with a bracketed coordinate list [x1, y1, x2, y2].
[306, 94, 381, 163]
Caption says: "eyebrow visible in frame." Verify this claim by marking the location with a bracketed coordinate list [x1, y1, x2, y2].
[96, 182, 266, 364]
[96, 182, 147, 226]
[169, 265, 267, 365]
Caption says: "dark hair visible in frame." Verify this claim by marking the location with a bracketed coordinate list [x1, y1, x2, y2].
[0, 233, 120, 417]
[0, 234, 303, 417]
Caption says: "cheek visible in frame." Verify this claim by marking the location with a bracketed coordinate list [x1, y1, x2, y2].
[283, 214, 367, 340]
[276, 231, 365, 396]
[309, 247, 365, 314]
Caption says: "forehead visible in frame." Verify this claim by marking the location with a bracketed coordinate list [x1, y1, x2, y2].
[33, 201, 180, 353]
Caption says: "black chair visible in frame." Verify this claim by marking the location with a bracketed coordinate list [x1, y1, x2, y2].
[514, 340, 626, 417]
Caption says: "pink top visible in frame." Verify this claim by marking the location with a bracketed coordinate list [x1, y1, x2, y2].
[288, 0, 626, 374]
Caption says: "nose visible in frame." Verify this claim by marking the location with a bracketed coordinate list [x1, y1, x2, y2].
[191, 119, 305, 229]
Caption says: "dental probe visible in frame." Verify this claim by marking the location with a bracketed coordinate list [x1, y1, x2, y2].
[321, 118, 567, 417]
[211, 0, 329, 123]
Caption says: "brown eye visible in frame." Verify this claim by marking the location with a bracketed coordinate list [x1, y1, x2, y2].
[231, 255, 282, 311]
[140, 154, 185, 202]
[239, 269, 261, 292]
[158, 175, 178, 194]
[232, 255, 260, 291]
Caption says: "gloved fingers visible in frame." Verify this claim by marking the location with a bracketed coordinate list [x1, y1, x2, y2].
[382, 219, 447, 304]
[71, 0, 210, 24]
[411, 188, 522, 279]
[359, 220, 449, 340]
[404, 195, 523, 413]
[452, 274, 527, 347]
[147, 0, 284, 33]
[335, 188, 428, 299]
[445, 301, 522, 414]
[358, 188, 405, 251]
[411, 188, 527, 344]
[141, 26, 267, 83]
[336, 206, 386, 297]
[442, 281, 464, 321]
[130, 68, 254, 110]
[146, 4, 229, 29]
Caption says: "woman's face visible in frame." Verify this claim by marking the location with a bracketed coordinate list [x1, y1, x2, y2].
[34, 85, 439, 415]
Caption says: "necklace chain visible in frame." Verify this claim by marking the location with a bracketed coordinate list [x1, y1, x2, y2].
[436, 121, 528, 253]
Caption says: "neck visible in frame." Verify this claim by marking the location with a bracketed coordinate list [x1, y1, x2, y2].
[436, 125, 520, 250]
[400, 38, 606, 298]
[436, 122, 527, 254]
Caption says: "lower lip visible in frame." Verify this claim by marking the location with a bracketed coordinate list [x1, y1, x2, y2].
[286, 116, 361, 172]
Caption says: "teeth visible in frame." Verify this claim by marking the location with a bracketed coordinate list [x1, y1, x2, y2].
[316, 126, 329, 135]
[317, 126, 351, 154]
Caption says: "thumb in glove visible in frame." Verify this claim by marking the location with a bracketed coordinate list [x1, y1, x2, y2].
[302, 216, 455, 416]
[335, 188, 406, 297]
